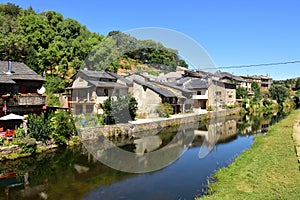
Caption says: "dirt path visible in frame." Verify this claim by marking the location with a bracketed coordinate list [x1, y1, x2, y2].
[293, 112, 300, 166]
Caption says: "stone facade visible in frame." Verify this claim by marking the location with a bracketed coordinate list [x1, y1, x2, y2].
[132, 82, 162, 118]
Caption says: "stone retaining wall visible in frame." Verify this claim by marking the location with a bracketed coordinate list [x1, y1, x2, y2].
[79, 114, 200, 141]
[0, 145, 19, 155]
[79, 108, 240, 141]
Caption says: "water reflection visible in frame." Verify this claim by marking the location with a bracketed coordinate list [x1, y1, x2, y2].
[0, 112, 287, 200]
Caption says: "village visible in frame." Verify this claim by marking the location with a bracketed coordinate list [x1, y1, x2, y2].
[0, 59, 276, 140]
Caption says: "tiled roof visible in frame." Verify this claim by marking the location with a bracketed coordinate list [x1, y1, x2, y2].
[0, 61, 44, 82]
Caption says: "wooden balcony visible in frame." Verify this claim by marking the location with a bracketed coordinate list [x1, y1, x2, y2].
[0, 95, 46, 106]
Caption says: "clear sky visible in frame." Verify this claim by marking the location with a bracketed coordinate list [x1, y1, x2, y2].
[1, 0, 300, 80]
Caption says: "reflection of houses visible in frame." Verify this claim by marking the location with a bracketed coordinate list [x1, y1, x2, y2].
[194, 117, 237, 152]
[134, 135, 162, 155]
[238, 115, 272, 134]
[66, 69, 129, 114]
[0, 60, 46, 117]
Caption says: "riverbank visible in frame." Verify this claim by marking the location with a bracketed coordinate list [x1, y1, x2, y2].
[0, 136, 80, 161]
[200, 109, 300, 200]
[0, 108, 240, 161]
[80, 108, 240, 141]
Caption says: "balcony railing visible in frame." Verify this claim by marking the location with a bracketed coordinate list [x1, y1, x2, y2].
[18, 96, 46, 105]
[0, 96, 46, 106]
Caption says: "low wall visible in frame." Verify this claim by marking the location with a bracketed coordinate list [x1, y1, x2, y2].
[79, 108, 241, 141]
[79, 114, 199, 141]
[0, 145, 19, 155]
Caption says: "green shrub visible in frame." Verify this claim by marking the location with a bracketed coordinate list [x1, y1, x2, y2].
[51, 110, 77, 146]
[27, 113, 52, 142]
[18, 137, 37, 154]
[207, 106, 215, 111]
[156, 103, 173, 118]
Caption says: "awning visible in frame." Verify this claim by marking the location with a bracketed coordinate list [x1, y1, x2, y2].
[0, 113, 24, 120]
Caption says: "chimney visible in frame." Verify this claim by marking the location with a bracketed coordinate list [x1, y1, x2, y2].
[6, 59, 12, 75]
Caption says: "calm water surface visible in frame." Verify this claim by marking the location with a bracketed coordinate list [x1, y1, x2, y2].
[0, 113, 285, 200]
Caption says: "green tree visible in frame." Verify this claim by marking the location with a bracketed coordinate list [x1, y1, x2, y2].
[236, 86, 248, 99]
[251, 82, 261, 100]
[101, 95, 138, 124]
[101, 96, 115, 124]
[269, 85, 289, 105]
[51, 110, 77, 146]
[44, 75, 66, 93]
[27, 113, 52, 142]
[129, 96, 138, 120]
[295, 78, 300, 90]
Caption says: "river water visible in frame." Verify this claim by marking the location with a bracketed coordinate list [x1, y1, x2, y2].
[0, 113, 286, 200]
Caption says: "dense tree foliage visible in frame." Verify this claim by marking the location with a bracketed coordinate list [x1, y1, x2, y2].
[26, 111, 77, 146]
[27, 113, 52, 142]
[85, 31, 188, 72]
[269, 85, 289, 105]
[251, 82, 261, 100]
[101, 95, 138, 124]
[295, 78, 300, 90]
[0, 3, 103, 77]
[50, 110, 77, 146]
[0, 3, 188, 104]
[236, 86, 248, 99]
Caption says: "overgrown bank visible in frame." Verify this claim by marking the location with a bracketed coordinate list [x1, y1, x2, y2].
[200, 109, 300, 200]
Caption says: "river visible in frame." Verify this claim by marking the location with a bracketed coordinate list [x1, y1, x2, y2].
[0, 112, 287, 200]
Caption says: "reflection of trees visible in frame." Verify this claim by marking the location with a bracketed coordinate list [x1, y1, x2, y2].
[0, 147, 134, 200]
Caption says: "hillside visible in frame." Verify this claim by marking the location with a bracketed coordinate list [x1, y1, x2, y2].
[0, 3, 187, 88]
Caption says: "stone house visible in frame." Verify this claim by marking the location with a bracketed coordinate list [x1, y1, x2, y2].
[127, 73, 193, 117]
[66, 69, 129, 115]
[218, 71, 251, 92]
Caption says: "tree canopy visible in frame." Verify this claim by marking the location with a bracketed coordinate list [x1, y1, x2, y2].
[0, 3, 104, 78]
[269, 85, 289, 105]
[0, 3, 188, 99]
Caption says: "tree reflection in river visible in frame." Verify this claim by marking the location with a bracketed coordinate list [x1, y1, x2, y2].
[0, 112, 289, 200]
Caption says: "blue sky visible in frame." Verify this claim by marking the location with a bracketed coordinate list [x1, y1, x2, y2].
[2, 0, 300, 80]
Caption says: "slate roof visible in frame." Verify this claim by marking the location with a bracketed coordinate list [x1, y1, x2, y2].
[78, 69, 116, 80]
[168, 77, 190, 86]
[218, 72, 245, 82]
[106, 72, 133, 86]
[133, 79, 176, 98]
[88, 80, 128, 89]
[185, 79, 209, 89]
[152, 80, 192, 94]
[0, 61, 44, 83]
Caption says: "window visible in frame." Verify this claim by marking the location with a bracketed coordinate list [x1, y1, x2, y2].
[75, 105, 83, 115]
[228, 95, 233, 98]
[104, 89, 108, 96]
[197, 91, 202, 95]
[86, 105, 94, 113]
[215, 91, 221, 96]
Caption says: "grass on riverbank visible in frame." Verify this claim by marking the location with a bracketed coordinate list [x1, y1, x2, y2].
[200, 109, 300, 200]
